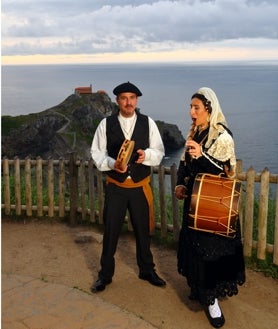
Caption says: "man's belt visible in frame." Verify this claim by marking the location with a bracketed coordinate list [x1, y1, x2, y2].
[106, 176, 155, 232]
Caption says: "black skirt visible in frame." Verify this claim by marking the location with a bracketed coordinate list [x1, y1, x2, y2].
[177, 207, 246, 305]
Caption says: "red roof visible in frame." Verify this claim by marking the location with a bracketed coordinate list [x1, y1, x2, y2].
[75, 85, 92, 94]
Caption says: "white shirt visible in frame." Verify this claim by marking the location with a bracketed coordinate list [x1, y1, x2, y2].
[91, 113, 165, 171]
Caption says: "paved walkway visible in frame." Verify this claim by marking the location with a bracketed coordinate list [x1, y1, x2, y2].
[2, 273, 157, 329]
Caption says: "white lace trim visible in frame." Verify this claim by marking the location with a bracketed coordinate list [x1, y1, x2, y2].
[206, 130, 236, 167]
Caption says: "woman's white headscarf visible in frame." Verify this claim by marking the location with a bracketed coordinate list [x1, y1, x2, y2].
[195, 87, 228, 148]
[181, 87, 235, 176]
[194, 87, 236, 177]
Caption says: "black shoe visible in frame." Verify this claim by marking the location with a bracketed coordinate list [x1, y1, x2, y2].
[139, 270, 166, 287]
[90, 278, 112, 293]
[205, 307, 225, 328]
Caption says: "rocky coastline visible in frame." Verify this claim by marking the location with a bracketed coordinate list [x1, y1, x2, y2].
[1, 92, 185, 160]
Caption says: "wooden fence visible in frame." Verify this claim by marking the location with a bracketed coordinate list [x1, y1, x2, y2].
[1, 154, 278, 265]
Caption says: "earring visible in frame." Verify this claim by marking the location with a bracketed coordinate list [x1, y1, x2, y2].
[207, 116, 210, 122]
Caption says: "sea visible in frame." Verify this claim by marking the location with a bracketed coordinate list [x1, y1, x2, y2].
[1, 61, 278, 174]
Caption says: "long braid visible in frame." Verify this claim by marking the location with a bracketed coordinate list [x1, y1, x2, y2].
[180, 122, 196, 161]
[187, 122, 196, 141]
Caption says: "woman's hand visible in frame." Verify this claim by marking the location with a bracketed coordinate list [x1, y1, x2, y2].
[186, 140, 202, 159]
[175, 185, 187, 200]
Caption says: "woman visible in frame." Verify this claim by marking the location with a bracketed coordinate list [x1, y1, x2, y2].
[175, 87, 245, 328]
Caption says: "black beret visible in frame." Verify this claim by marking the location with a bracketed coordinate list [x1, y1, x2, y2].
[113, 81, 142, 96]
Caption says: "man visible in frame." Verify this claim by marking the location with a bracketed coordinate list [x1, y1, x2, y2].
[90, 81, 166, 292]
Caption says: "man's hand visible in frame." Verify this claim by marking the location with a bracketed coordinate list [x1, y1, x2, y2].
[135, 149, 145, 164]
[114, 160, 127, 173]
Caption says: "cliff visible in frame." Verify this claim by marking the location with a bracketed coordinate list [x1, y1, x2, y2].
[1, 92, 185, 160]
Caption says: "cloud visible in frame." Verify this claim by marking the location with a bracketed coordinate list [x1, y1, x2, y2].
[2, 0, 278, 61]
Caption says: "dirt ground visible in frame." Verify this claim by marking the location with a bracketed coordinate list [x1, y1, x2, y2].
[2, 218, 278, 329]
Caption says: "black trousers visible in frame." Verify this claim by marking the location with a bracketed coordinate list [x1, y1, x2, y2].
[98, 182, 155, 280]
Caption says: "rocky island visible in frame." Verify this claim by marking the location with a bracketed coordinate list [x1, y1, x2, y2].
[1, 91, 185, 160]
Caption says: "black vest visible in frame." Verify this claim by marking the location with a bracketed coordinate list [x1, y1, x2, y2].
[106, 111, 150, 182]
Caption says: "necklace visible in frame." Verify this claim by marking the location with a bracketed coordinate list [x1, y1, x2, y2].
[193, 127, 209, 146]
[198, 133, 208, 146]
[119, 115, 137, 139]
[198, 124, 209, 133]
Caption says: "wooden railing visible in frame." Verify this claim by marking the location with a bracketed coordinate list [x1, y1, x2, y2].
[1, 155, 278, 265]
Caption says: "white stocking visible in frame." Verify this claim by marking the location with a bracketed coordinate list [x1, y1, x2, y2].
[208, 298, 221, 318]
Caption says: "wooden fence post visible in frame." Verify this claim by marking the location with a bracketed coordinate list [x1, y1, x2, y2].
[79, 159, 87, 221]
[170, 163, 180, 241]
[36, 157, 43, 217]
[237, 160, 244, 231]
[88, 158, 96, 223]
[58, 158, 65, 218]
[25, 157, 32, 217]
[158, 164, 167, 237]
[3, 157, 11, 215]
[47, 158, 54, 218]
[244, 167, 255, 257]
[257, 168, 270, 260]
[69, 152, 78, 225]
[273, 179, 278, 265]
[236, 159, 243, 175]
[14, 157, 21, 216]
[96, 171, 104, 224]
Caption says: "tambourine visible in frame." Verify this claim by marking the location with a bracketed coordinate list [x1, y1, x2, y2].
[116, 139, 135, 170]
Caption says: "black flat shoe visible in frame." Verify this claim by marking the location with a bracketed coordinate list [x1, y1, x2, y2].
[90, 278, 112, 293]
[139, 270, 166, 287]
[205, 307, 225, 328]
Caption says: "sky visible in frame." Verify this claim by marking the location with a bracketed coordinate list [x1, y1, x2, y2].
[1, 0, 278, 65]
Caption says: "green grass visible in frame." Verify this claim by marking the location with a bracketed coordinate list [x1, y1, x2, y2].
[1, 113, 39, 135]
[245, 251, 278, 279]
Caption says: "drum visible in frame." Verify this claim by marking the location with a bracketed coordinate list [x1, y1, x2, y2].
[116, 139, 135, 170]
[188, 173, 241, 238]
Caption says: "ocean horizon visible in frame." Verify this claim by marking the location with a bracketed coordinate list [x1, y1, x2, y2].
[1, 61, 278, 173]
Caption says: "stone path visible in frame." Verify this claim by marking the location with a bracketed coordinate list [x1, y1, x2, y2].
[2, 273, 157, 329]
